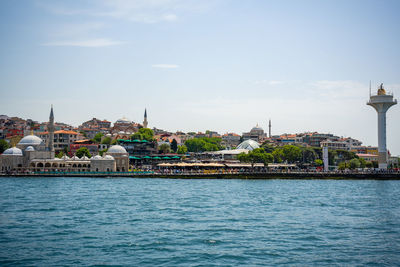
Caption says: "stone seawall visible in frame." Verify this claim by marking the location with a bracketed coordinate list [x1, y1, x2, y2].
[1, 172, 400, 179]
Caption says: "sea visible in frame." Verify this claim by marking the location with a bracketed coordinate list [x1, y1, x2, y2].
[0, 177, 399, 266]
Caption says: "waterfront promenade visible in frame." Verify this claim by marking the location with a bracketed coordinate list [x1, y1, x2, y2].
[2, 170, 400, 179]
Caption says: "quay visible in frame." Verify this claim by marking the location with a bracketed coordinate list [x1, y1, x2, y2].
[2, 171, 400, 180]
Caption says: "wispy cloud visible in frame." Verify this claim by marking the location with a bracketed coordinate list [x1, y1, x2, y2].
[152, 64, 179, 69]
[42, 38, 124, 47]
[38, 0, 216, 23]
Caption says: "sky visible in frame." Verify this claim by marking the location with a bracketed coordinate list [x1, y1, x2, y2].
[0, 0, 399, 154]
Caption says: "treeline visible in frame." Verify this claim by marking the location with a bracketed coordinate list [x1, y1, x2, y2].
[237, 143, 367, 167]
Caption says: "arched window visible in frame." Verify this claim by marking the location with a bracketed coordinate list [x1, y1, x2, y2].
[37, 162, 44, 167]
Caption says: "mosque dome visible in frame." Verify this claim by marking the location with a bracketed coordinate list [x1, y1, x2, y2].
[61, 155, 70, 160]
[18, 135, 44, 146]
[91, 155, 103, 160]
[237, 139, 261, 151]
[25, 146, 35, 152]
[70, 155, 80, 160]
[81, 155, 90, 161]
[103, 155, 114, 160]
[251, 124, 264, 132]
[115, 117, 131, 124]
[3, 147, 23, 156]
[107, 145, 127, 154]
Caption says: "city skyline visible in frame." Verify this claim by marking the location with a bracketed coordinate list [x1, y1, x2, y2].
[1, 0, 399, 154]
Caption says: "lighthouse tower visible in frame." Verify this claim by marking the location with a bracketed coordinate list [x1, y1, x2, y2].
[367, 83, 397, 169]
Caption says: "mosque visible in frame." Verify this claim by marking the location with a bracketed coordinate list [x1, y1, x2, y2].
[0, 107, 129, 173]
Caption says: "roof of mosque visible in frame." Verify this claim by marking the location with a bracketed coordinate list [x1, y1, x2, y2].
[107, 145, 127, 154]
[18, 135, 44, 146]
[3, 147, 23, 156]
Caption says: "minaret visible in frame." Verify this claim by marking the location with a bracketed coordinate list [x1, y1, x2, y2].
[48, 105, 55, 152]
[367, 83, 397, 169]
[143, 108, 148, 128]
[268, 119, 271, 138]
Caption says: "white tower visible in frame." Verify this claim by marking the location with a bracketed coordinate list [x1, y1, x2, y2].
[367, 83, 397, 169]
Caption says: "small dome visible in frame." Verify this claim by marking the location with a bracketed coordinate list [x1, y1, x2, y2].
[3, 147, 23, 156]
[103, 155, 114, 160]
[81, 155, 90, 161]
[25, 146, 35, 152]
[70, 155, 80, 160]
[237, 139, 260, 151]
[18, 135, 44, 146]
[107, 145, 127, 154]
[61, 155, 70, 160]
[91, 155, 103, 160]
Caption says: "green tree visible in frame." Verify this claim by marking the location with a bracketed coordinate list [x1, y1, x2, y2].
[338, 162, 348, 170]
[111, 139, 117, 145]
[261, 142, 275, 153]
[302, 147, 317, 163]
[349, 158, 361, 169]
[282, 145, 302, 163]
[237, 148, 273, 166]
[358, 158, 366, 168]
[0, 139, 9, 153]
[99, 148, 108, 156]
[171, 139, 178, 152]
[185, 137, 223, 152]
[56, 151, 64, 158]
[237, 152, 250, 163]
[365, 161, 373, 168]
[131, 128, 154, 141]
[372, 161, 378, 168]
[92, 132, 103, 143]
[177, 145, 188, 154]
[272, 148, 284, 163]
[101, 136, 111, 145]
[159, 143, 171, 154]
[76, 147, 91, 158]
[314, 159, 323, 166]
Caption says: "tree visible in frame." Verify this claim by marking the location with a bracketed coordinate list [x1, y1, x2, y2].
[314, 159, 323, 166]
[159, 143, 171, 154]
[349, 158, 361, 169]
[101, 136, 111, 145]
[177, 145, 188, 154]
[261, 142, 275, 153]
[338, 162, 348, 170]
[111, 139, 117, 145]
[56, 151, 64, 158]
[237, 149, 273, 166]
[76, 147, 91, 158]
[92, 132, 103, 143]
[131, 128, 154, 141]
[302, 147, 317, 164]
[272, 148, 284, 163]
[184, 137, 223, 152]
[365, 161, 373, 168]
[282, 145, 302, 163]
[237, 152, 250, 163]
[0, 139, 9, 153]
[171, 139, 178, 152]
[99, 148, 107, 156]
[358, 158, 366, 168]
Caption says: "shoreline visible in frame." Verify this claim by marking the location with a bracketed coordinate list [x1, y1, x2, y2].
[1, 172, 400, 180]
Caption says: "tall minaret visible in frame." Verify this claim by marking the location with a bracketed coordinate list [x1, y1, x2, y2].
[48, 105, 55, 152]
[367, 83, 397, 169]
[143, 108, 148, 128]
[268, 119, 271, 138]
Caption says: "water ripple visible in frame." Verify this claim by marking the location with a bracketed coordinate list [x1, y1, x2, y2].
[0, 178, 400, 266]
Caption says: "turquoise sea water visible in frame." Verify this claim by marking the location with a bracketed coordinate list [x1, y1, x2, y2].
[1, 178, 400, 266]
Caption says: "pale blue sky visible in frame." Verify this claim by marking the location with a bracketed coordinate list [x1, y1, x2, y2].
[1, 0, 399, 154]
